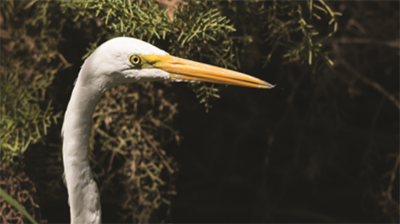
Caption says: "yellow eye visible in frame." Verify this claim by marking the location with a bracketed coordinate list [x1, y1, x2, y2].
[129, 54, 142, 65]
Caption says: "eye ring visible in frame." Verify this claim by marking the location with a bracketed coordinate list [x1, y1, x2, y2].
[129, 54, 141, 65]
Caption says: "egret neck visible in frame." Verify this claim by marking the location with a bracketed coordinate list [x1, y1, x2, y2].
[63, 78, 103, 224]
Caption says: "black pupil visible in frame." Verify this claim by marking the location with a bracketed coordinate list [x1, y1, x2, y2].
[133, 56, 139, 63]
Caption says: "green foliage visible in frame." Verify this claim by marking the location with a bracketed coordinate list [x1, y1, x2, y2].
[213, 0, 340, 71]
[192, 83, 220, 113]
[0, 188, 38, 224]
[221, 0, 341, 68]
[0, 162, 46, 223]
[0, 0, 68, 164]
[263, 0, 340, 67]
[0, 71, 61, 163]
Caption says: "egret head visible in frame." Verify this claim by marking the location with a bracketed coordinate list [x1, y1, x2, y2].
[79, 37, 274, 91]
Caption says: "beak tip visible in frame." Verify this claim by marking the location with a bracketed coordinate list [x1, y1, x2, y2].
[261, 82, 276, 89]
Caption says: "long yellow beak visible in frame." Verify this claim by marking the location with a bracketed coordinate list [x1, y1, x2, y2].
[143, 55, 275, 89]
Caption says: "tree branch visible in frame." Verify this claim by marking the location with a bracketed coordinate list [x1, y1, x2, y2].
[335, 37, 399, 49]
[332, 42, 400, 110]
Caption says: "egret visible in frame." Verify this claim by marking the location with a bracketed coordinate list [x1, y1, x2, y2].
[62, 37, 274, 223]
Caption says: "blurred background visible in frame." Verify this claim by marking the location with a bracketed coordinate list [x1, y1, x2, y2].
[1, 0, 398, 223]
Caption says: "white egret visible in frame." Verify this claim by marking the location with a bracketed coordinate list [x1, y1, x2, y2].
[62, 37, 274, 224]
